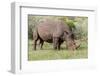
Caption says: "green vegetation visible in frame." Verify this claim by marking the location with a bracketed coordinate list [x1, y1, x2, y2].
[28, 40, 88, 61]
[28, 15, 88, 60]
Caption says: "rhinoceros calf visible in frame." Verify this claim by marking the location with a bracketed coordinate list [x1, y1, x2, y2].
[33, 19, 79, 50]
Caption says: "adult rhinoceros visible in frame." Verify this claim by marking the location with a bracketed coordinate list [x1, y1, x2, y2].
[33, 19, 79, 50]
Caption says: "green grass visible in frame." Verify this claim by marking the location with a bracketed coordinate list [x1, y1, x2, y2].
[28, 40, 88, 61]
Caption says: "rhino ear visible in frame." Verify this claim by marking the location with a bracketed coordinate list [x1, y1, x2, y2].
[63, 31, 69, 39]
[64, 31, 69, 35]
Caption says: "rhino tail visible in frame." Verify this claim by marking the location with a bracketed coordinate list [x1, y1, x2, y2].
[33, 28, 39, 40]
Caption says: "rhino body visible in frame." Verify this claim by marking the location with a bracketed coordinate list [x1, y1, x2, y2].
[33, 19, 78, 50]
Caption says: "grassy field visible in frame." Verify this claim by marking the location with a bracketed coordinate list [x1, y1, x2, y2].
[28, 40, 88, 61]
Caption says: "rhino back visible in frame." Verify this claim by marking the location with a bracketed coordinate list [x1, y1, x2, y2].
[37, 19, 69, 42]
[37, 20, 55, 41]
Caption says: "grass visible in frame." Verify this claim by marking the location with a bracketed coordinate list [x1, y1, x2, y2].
[28, 40, 88, 61]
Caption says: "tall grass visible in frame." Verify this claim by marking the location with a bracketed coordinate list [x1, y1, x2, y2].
[28, 40, 88, 61]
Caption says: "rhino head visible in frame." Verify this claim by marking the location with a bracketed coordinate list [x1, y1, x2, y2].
[64, 32, 80, 50]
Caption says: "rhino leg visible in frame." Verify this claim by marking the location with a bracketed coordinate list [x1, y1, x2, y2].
[33, 39, 38, 50]
[58, 42, 61, 50]
[33, 30, 39, 50]
[53, 37, 59, 50]
[39, 39, 44, 50]
[58, 39, 62, 50]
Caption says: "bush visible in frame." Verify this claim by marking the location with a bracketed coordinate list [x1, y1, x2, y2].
[28, 16, 88, 40]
